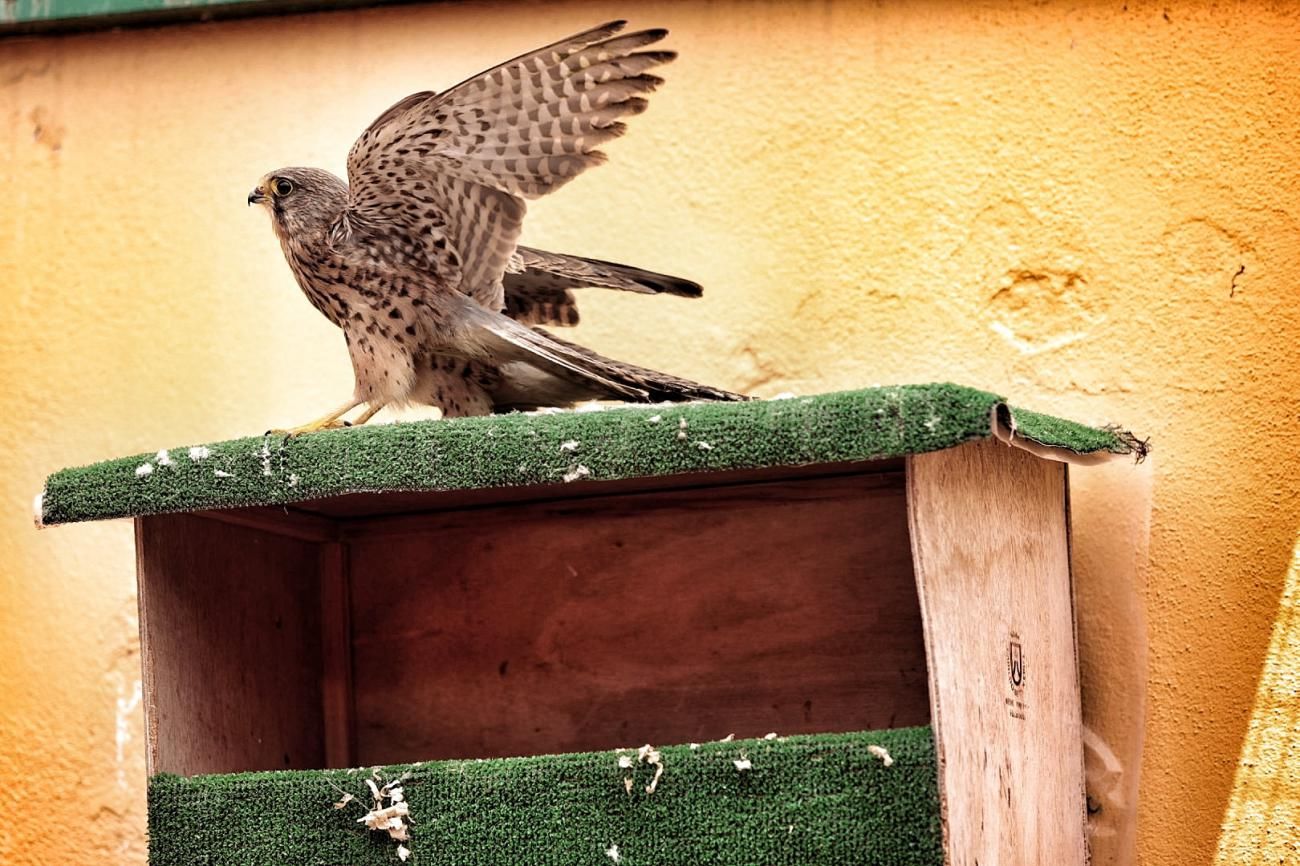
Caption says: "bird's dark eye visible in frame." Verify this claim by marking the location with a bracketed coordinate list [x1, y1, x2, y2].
[273, 178, 294, 196]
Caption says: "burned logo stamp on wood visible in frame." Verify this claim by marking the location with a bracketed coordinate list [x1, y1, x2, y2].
[1005, 631, 1027, 721]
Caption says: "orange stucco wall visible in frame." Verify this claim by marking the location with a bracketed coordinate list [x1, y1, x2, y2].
[1, 2, 1297, 864]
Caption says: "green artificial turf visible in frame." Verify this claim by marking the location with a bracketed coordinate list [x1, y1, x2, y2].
[148, 728, 942, 866]
[39, 382, 1142, 526]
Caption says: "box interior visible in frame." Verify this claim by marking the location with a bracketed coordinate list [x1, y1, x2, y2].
[135, 458, 929, 777]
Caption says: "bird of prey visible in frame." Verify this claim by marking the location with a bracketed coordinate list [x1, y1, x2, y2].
[248, 20, 744, 433]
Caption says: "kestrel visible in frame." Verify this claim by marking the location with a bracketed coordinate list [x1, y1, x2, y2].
[248, 20, 743, 433]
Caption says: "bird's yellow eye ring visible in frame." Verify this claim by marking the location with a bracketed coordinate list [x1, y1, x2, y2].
[273, 178, 294, 197]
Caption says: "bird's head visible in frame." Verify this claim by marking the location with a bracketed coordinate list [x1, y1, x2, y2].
[248, 167, 347, 237]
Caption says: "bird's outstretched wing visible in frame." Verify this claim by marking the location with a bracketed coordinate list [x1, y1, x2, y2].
[345, 21, 676, 311]
[503, 246, 702, 326]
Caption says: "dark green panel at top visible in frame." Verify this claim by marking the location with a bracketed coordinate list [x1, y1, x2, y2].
[0, 0, 413, 37]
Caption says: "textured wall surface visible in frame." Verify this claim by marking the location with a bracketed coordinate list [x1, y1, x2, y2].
[1, 2, 1297, 864]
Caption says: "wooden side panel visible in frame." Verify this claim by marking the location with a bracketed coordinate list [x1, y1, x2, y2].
[348, 471, 929, 764]
[136, 514, 325, 776]
[907, 440, 1087, 866]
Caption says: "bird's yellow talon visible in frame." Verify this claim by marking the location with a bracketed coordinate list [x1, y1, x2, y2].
[269, 400, 369, 436]
[267, 419, 351, 437]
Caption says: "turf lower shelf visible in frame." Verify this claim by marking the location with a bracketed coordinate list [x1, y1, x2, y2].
[147, 728, 941, 866]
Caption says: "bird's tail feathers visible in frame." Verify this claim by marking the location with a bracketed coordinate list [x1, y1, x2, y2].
[531, 328, 747, 404]
[569, 256, 703, 297]
[608, 264, 700, 297]
[462, 303, 746, 409]
[512, 246, 702, 297]
[467, 306, 648, 400]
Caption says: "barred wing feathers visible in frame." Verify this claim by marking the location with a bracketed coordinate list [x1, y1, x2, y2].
[345, 21, 676, 310]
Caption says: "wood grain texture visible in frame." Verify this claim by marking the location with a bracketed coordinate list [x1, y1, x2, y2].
[136, 514, 326, 776]
[907, 439, 1087, 866]
[348, 470, 929, 764]
[320, 541, 356, 768]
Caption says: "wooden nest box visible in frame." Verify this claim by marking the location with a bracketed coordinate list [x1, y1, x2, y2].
[38, 383, 1144, 866]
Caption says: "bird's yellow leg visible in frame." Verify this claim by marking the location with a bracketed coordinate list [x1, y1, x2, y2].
[351, 402, 387, 426]
[269, 398, 364, 437]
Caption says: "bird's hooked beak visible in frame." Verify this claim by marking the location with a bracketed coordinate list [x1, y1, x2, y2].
[247, 180, 269, 207]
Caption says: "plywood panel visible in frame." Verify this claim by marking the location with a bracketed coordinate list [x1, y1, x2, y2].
[907, 440, 1087, 866]
[136, 514, 326, 775]
[348, 470, 927, 764]
[319, 541, 355, 768]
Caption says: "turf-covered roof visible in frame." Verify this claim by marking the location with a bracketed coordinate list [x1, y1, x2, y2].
[37, 382, 1143, 527]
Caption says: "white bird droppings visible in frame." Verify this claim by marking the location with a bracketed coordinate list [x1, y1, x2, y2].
[696, 441, 713, 451]
[214, 470, 233, 479]
[135, 463, 153, 477]
[605, 844, 622, 863]
[618, 744, 664, 795]
[559, 440, 580, 452]
[639, 745, 664, 794]
[188, 446, 211, 461]
[733, 757, 752, 772]
[562, 464, 590, 483]
[647, 415, 662, 424]
[155, 449, 173, 467]
[867, 745, 895, 767]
